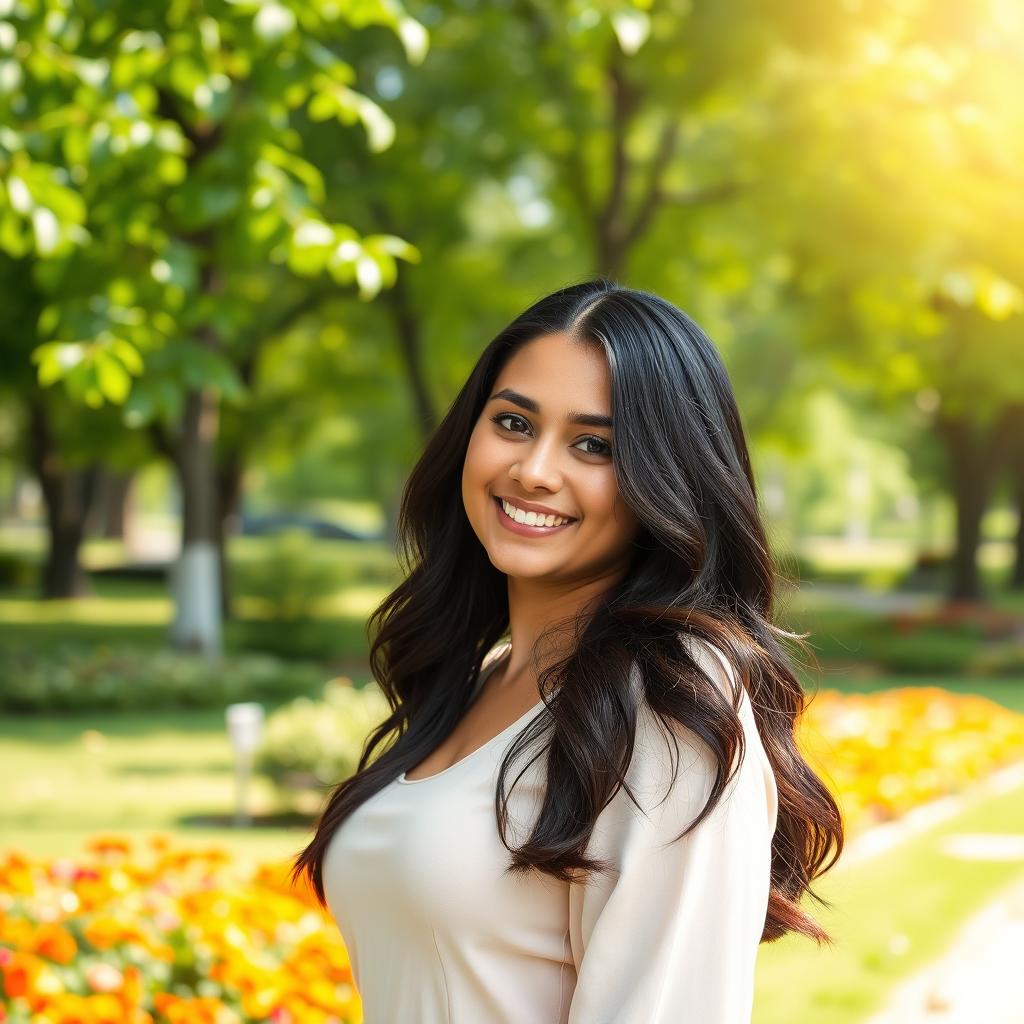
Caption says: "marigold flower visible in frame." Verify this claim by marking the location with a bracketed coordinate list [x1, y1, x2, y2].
[31, 922, 78, 964]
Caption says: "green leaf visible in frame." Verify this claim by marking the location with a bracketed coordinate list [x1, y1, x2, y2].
[111, 338, 145, 375]
[96, 351, 132, 402]
[254, 3, 296, 41]
[307, 92, 336, 121]
[396, 17, 429, 66]
[363, 233, 420, 264]
[611, 11, 650, 55]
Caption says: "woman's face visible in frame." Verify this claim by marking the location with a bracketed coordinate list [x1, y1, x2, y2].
[461, 332, 641, 582]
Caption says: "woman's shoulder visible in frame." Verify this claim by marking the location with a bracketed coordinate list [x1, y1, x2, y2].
[624, 634, 777, 830]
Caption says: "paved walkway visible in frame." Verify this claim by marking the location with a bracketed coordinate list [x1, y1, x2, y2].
[863, 872, 1024, 1024]
[797, 581, 938, 614]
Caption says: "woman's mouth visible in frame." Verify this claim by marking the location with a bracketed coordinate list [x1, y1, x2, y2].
[492, 496, 578, 536]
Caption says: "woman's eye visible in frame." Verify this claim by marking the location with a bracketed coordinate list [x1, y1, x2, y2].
[574, 436, 612, 457]
[490, 413, 610, 457]
[491, 412, 529, 434]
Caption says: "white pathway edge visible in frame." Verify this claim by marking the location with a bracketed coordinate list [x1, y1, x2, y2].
[861, 873, 1024, 1024]
[838, 759, 1024, 871]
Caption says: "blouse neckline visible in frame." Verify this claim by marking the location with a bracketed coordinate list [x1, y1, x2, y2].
[396, 644, 544, 785]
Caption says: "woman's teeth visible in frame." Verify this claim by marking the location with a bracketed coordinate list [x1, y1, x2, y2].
[500, 499, 572, 528]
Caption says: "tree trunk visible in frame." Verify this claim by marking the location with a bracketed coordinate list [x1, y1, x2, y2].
[388, 274, 437, 438]
[169, 383, 223, 657]
[25, 397, 99, 599]
[1005, 408, 1024, 590]
[216, 451, 245, 620]
[87, 468, 134, 541]
[936, 408, 1019, 603]
[1012, 477, 1024, 590]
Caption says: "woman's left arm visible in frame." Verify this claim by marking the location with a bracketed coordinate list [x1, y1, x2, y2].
[566, 643, 778, 1024]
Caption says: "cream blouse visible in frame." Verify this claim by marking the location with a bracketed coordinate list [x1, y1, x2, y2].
[322, 636, 778, 1023]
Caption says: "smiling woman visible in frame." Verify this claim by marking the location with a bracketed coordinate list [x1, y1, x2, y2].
[462, 335, 639, 571]
[290, 277, 844, 1024]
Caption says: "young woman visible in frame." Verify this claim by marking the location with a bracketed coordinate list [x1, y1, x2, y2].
[291, 278, 844, 1023]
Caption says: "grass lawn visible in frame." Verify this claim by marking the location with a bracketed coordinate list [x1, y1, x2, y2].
[0, 708, 314, 875]
[754, 772, 1024, 1024]
[809, 672, 1024, 715]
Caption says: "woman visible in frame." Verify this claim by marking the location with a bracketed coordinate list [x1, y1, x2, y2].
[291, 278, 844, 1023]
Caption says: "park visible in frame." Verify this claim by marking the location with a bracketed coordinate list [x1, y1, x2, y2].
[1, 1, 1022, 1022]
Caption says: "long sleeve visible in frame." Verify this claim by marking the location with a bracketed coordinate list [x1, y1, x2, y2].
[566, 640, 779, 1024]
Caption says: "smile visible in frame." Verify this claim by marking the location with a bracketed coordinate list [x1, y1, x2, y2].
[492, 496, 577, 536]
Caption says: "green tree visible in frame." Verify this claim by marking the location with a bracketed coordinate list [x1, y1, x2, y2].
[746, 0, 1024, 600]
[1, 0, 425, 651]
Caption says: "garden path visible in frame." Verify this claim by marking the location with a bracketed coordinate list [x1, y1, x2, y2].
[862, 857, 1024, 1023]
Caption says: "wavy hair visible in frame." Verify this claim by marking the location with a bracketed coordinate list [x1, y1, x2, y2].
[291, 277, 844, 944]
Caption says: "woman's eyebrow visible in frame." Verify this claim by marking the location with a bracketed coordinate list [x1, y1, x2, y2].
[488, 387, 612, 429]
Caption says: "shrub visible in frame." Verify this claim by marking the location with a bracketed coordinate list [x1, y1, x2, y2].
[0, 550, 38, 588]
[888, 603, 1021, 640]
[867, 629, 979, 675]
[231, 531, 355, 661]
[232, 618, 349, 662]
[233, 532, 345, 622]
[256, 680, 391, 798]
[0, 645, 325, 713]
[970, 641, 1024, 677]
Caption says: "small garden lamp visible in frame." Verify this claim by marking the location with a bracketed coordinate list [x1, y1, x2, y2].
[226, 702, 264, 827]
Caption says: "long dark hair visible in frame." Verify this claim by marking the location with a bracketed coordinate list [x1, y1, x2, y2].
[291, 277, 843, 944]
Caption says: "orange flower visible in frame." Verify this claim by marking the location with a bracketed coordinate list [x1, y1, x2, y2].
[121, 963, 145, 1004]
[85, 836, 135, 857]
[31, 922, 78, 964]
[0, 915, 35, 948]
[1, 949, 42, 999]
[153, 992, 239, 1024]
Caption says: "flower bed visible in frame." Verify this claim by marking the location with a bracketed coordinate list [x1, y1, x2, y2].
[798, 687, 1024, 833]
[0, 836, 359, 1024]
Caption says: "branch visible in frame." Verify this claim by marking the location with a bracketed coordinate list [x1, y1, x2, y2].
[156, 87, 225, 167]
[660, 178, 747, 207]
[618, 118, 680, 252]
[236, 279, 339, 387]
[602, 40, 640, 241]
[621, 178, 747, 254]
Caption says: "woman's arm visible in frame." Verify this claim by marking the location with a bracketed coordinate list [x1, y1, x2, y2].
[566, 641, 778, 1023]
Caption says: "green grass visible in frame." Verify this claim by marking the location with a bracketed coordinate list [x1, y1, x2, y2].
[754, 772, 1024, 1024]
[806, 672, 1024, 715]
[0, 708, 315, 874]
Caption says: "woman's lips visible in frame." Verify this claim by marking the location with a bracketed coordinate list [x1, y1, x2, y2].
[493, 496, 577, 536]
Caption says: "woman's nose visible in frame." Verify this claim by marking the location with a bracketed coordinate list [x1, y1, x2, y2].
[512, 437, 564, 490]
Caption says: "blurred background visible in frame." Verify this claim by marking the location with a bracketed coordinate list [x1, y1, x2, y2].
[1, 1, 1022, 1022]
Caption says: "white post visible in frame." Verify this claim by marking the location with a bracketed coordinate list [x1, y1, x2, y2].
[226, 702, 265, 827]
[170, 541, 223, 657]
